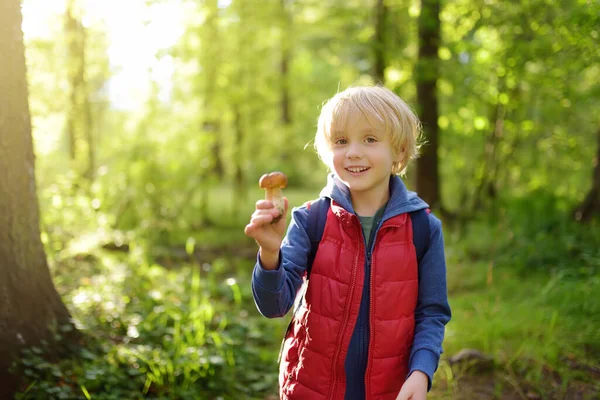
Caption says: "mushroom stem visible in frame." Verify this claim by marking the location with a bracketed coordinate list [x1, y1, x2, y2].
[266, 188, 284, 218]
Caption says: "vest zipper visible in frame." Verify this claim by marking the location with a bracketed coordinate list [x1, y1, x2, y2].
[364, 247, 374, 400]
[327, 228, 363, 400]
[365, 222, 394, 400]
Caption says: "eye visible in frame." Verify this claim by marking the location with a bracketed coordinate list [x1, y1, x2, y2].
[334, 138, 347, 145]
[365, 137, 378, 143]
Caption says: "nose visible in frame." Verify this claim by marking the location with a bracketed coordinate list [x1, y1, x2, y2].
[346, 142, 363, 159]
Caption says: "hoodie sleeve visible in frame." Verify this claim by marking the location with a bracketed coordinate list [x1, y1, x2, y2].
[407, 213, 452, 391]
[251, 205, 312, 318]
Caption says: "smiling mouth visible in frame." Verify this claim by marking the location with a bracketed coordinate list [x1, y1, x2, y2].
[346, 167, 370, 173]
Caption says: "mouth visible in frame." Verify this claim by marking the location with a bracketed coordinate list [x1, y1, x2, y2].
[345, 166, 370, 174]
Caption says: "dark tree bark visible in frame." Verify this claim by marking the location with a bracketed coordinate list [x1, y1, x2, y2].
[415, 0, 441, 209]
[373, 0, 388, 83]
[0, 0, 75, 396]
[574, 126, 600, 222]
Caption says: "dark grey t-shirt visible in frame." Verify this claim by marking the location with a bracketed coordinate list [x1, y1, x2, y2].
[358, 204, 387, 248]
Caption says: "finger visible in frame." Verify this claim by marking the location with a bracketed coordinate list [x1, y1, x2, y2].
[244, 219, 271, 237]
[252, 208, 279, 218]
[250, 214, 274, 226]
[283, 197, 289, 213]
[256, 200, 274, 209]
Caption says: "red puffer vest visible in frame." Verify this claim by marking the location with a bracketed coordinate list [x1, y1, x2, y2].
[279, 201, 419, 400]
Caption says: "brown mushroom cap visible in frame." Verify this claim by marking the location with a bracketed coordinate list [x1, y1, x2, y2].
[259, 171, 288, 189]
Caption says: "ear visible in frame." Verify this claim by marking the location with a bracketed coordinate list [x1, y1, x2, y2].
[394, 145, 406, 163]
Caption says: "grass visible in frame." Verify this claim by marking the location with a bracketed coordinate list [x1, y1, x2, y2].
[430, 218, 600, 399]
[18, 250, 288, 400]
[16, 187, 600, 399]
[444, 263, 599, 365]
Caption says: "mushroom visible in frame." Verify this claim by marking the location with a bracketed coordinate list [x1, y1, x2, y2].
[259, 171, 288, 223]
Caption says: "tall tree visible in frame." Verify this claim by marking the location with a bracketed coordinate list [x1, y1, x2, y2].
[280, 0, 292, 127]
[197, 0, 224, 224]
[64, 0, 95, 181]
[373, 0, 388, 83]
[0, 0, 74, 395]
[200, 0, 224, 179]
[415, 0, 441, 209]
[574, 125, 600, 221]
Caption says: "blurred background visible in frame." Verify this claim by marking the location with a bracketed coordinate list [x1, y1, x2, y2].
[1, 0, 599, 398]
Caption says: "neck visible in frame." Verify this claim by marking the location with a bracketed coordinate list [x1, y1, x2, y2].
[350, 180, 391, 217]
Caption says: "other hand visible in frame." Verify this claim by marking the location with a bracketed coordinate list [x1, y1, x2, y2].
[395, 371, 428, 400]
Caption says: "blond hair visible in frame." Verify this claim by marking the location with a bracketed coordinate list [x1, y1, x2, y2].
[314, 85, 422, 175]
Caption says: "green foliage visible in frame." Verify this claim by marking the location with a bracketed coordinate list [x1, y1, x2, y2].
[15, 251, 286, 399]
[16, 0, 600, 397]
[20, 184, 599, 399]
[25, 0, 600, 248]
[442, 211, 600, 397]
[18, 194, 600, 398]
[457, 191, 600, 277]
[438, 0, 600, 211]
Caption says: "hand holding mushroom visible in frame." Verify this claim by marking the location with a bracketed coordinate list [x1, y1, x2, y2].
[244, 172, 288, 269]
[259, 171, 288, 223]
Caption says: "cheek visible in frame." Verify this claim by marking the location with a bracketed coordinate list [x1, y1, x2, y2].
[331, 149, 344, 161]
[331, 151, 346, 170]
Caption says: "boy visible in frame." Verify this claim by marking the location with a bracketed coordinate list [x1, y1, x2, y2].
[244, 86, 451, 400]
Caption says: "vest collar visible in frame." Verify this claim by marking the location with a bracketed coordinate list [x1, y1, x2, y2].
[319, 173, 429, 221]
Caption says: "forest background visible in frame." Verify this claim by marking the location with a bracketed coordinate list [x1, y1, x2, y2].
[0, 0, 599, 398]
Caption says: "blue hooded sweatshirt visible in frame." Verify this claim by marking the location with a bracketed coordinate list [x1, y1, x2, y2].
[252, 174, 451, 397]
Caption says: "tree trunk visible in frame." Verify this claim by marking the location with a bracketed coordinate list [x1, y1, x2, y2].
[202, 0, 224, 179]
[279, 0, 293, 163]
[373, 0, 387, 83]
[231, 0, 248, 219]
[415, 0, 441, 209]
[0, 0, 75, 395]
[82, 25, 95, 181]
[65, 0, 94, 181]
[281, 0, 292, 126]
[233, 105, 247, 217]
[472, 103, 505, 211]
[574, 126, 600, 221]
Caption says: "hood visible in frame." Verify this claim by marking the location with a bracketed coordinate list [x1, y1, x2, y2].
[318, 173, 429, 220]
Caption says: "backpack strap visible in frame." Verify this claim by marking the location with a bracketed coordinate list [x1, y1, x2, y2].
[306, 197, 331, 278]
[278, 196, 330, 363]
[409, 208, 431, 264]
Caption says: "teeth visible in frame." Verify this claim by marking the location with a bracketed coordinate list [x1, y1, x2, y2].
[348, 167, 368, 172]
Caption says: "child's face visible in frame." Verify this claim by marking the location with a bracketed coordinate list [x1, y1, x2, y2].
[330, 111, 401, 199]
